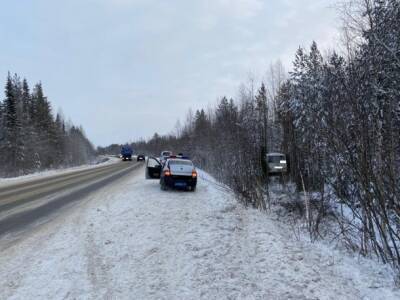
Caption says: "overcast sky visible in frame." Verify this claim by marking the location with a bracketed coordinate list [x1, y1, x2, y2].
[0, 0, 340, 146]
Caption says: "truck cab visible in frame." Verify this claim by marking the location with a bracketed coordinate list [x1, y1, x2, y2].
[121, 145, 133, 161]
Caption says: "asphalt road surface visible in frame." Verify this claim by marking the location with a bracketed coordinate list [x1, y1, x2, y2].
[0, 161, 142, 243]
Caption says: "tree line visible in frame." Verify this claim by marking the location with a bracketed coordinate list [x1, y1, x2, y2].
[130, 0, 400, 269]
[277, 0, 400, 267]
[0, 73, 95, 177]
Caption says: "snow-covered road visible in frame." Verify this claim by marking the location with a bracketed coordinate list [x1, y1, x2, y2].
[0, 166, 398, 299]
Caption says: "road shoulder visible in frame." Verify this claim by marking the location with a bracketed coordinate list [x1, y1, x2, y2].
[0, 168, 398, 299]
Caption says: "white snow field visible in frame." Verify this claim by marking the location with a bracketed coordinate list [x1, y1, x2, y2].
[0, 167, 399, 300]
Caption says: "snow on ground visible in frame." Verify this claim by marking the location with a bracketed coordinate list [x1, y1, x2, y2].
[0, 156, 119, 187]
[0, 167, 399, 299]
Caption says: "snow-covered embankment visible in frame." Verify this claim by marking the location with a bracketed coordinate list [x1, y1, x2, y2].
[0, 168, 398, 299]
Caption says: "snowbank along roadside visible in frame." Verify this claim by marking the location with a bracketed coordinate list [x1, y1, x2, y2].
[0, 156, 119, 187]
[0, 167, 398, 299]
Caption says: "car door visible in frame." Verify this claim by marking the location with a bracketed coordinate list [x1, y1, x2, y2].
[146, 157, 162, 179]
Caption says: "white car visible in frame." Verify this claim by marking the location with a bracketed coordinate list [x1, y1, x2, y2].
[160, 150, 173, 164]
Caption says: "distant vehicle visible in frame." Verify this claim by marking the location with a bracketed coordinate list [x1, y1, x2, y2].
[161, 150, 172, 158]
[266, 153, 288, 175]
[176, 153, 189, 159]
[146, 157, 197, 191]
[160, 150, 173, 164]
[120, 145, 133, 161]
[137, 154, 145, 162]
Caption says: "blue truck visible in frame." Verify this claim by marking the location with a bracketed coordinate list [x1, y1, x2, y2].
[121, 145, 133, 161]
